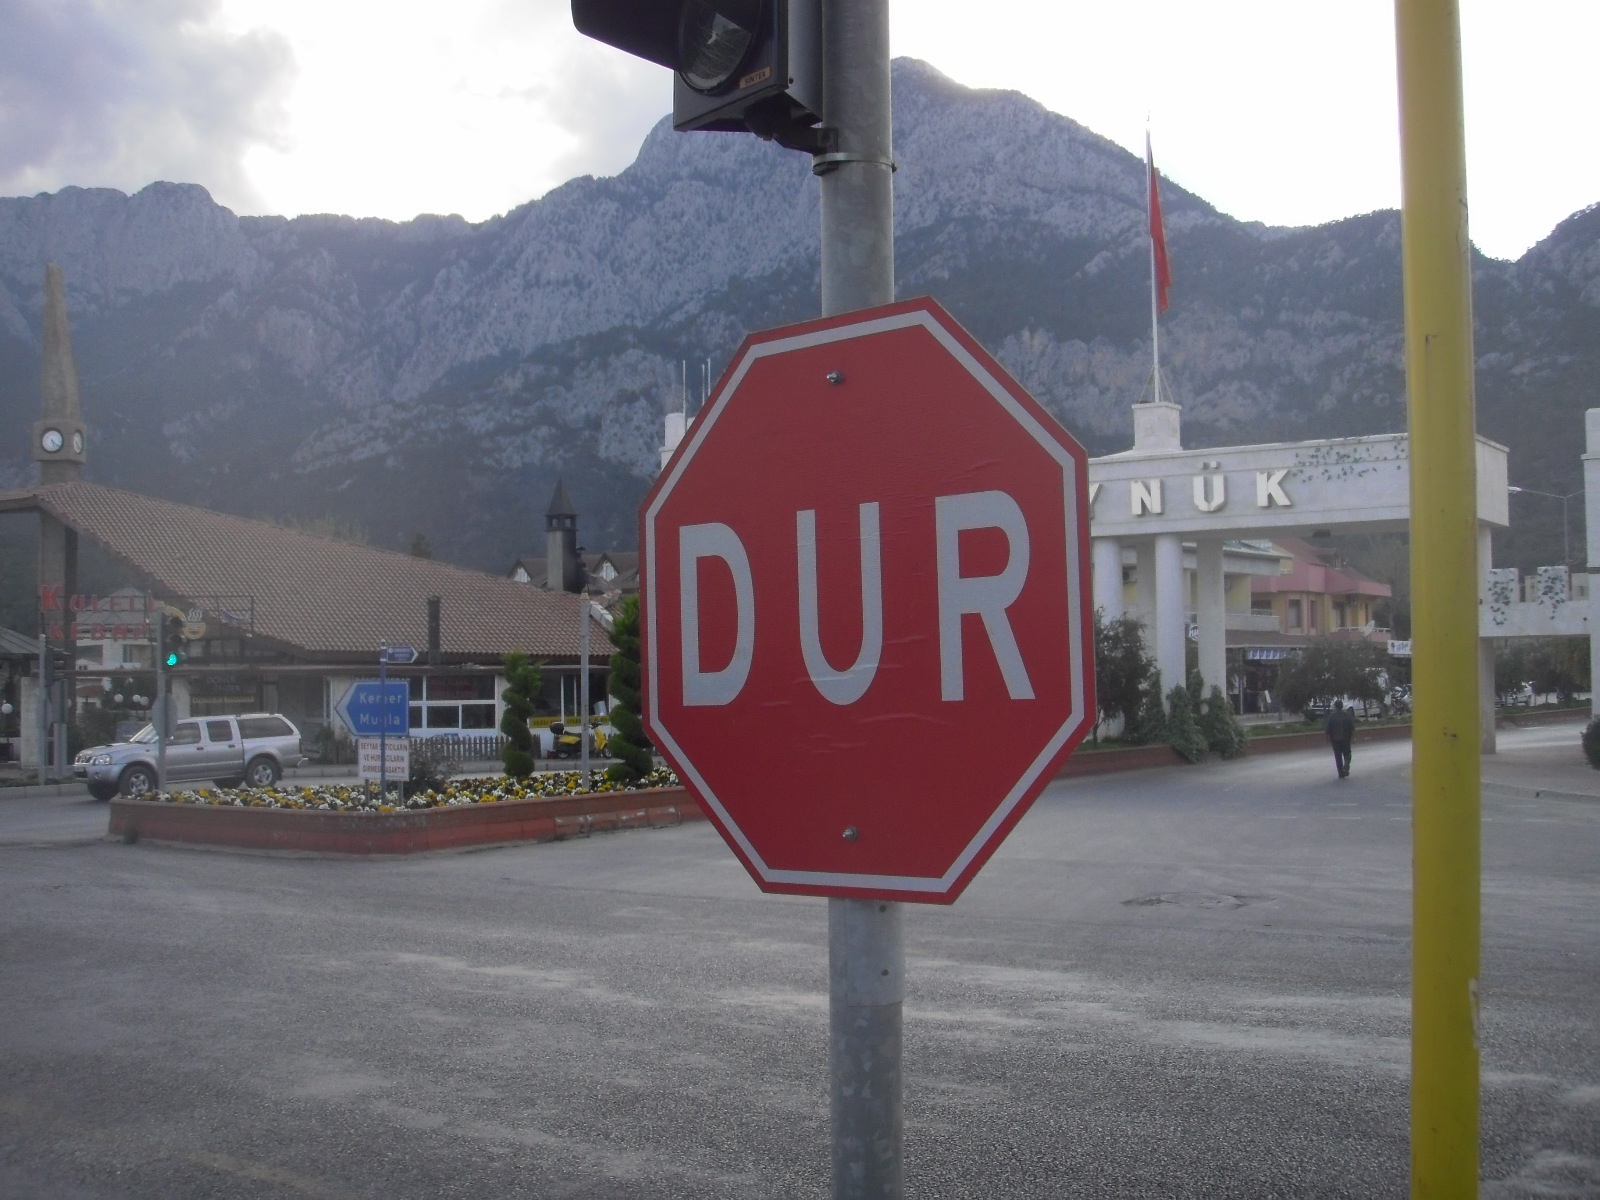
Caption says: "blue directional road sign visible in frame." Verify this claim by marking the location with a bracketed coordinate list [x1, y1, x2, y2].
[335, 680, 411, 737]
[379, 645, 419, 665]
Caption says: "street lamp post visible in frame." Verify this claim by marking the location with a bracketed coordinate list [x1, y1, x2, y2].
[1508, 485, 1583, 570]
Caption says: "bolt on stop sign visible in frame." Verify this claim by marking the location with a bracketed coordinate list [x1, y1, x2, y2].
[643, 297, 1095, 903]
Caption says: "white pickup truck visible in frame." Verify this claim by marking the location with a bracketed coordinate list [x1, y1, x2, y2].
[74, 712, 308, 800]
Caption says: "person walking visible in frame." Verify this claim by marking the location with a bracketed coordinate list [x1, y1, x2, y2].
[1326, 699, 1355, 778]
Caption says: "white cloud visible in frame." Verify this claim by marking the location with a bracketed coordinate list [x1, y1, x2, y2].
[2, 0, 1594, 259]
[0, 0, 293, 210]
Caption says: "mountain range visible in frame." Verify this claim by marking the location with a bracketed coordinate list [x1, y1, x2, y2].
[1, 58, 1596, 581]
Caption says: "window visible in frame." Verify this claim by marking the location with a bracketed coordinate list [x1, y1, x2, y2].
[205, 719, 234, 742]
[238, 716, 293, 739]
[413, 675, 496, 732]
[171, 722, 202, 746]
[1287, 599, 1303, 630]
[426, 676, 493, 701]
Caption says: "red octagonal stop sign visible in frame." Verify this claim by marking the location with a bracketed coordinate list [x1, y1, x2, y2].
[642, 297, 1095, 903]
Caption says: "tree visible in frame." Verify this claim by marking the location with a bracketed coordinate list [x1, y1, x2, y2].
[1165, 683, 1208, 763]
[1197, 685, 1249, 759]
[408, 532, 434, 559]
[1128, 671, 1170, 746]
[1524, 636, 1590, 702]
[605, 596, 654, 782]
[500, 652, 543, 778]
[1275, 638, 1388, 716]
[1093, 610, 1154, 739]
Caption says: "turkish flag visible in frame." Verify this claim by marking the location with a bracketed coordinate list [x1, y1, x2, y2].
[1147, 134, 1172, 312]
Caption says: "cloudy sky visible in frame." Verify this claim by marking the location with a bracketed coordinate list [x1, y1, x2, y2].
[1, 0, 1594, 261]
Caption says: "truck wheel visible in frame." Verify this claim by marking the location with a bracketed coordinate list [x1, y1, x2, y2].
[87, 781, 119, 802]
[119, 765, 157, 799]
[244, 756, 280, 788]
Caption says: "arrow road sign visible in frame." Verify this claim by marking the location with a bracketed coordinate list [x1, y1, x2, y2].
[335, 680, 411, 737]
[379, 645, 419, 665]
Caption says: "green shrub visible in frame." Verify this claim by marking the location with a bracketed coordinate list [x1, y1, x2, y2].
[1165, 685, 1209, 763]
[1127, 671, 1169, 746]
[1583, 718, 1600, 770]
[500, 652, 543, 778]
[1094, 610, 1154, 738]
[1198, 685, 1249, 759]
[605, 596, 655, 782]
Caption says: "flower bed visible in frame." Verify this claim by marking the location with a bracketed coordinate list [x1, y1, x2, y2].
[140, 767, 683, 814]
[107, 769, 705, 856]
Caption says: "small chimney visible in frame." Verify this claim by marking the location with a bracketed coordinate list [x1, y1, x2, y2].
[661, 410, 688, 470]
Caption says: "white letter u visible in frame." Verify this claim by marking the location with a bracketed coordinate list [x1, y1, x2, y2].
[797, 504, 883, 706]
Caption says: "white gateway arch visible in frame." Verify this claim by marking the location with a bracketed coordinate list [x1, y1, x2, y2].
[1088, 401, 1511, 742]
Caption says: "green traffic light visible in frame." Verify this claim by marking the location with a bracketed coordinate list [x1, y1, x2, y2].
[164, 651, 182, 668]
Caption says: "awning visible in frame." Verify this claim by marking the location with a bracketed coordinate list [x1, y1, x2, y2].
[1245, 647, 1293, 660]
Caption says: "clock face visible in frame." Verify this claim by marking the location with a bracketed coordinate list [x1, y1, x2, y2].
[71, 431, 84, 454]
[40, 428, 63, 453]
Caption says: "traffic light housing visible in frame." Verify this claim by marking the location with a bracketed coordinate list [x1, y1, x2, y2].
[571, 0, 825, 151]
[161, 614, 185, 668]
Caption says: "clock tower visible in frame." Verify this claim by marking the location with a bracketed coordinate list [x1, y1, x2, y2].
[545, 478, 581, 593]
[33, 263, 87, 484]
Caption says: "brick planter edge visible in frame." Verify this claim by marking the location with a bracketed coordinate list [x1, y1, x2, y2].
[108, 786, 706, 855]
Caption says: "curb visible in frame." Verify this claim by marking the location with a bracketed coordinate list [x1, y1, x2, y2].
[1059, 722, 1414, 778]
[1482, 781, 1600, 803]
[108, 786, 706, 855]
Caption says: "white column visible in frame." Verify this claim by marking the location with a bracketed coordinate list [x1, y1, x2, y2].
[1585, 410, 1600, 720]
[170, 677, 193, 720]
[18, 676, 40, 769]
[1092, 537, 1124, 623]
[1154, 532, 1186, 701]
[1478, 523, 1496, 754]
[1134, 541, 1156, 629]
[1196, 538, 1226, 697]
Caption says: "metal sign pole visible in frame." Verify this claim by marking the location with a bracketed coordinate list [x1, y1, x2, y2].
[379, 653, 388, 801]
[36, 635, 49, 783]
[1395, 0, 1481, 1192]
[816, 0, 901, 1193]
[154, 605, 168, 792]
[579, 599, 591, 782]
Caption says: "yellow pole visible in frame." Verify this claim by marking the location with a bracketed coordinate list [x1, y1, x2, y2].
[1394, 1, 1480, 1196]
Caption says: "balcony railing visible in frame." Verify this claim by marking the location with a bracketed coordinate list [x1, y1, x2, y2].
[1226, 611, 1283, 633]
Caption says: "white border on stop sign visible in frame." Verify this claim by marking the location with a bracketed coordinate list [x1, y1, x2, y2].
[644, 302, 1091, 900]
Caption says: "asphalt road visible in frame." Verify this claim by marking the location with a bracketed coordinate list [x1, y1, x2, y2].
[0, 726, 1596, 1198]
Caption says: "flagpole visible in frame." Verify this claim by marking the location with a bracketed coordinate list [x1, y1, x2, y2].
[1146, 133, 1161, 406]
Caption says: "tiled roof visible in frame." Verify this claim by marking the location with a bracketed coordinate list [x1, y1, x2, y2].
[0, 482, 612, 662]
[0, 625, 39, 657]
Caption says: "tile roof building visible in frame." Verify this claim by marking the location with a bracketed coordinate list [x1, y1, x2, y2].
[0, 481, 613, 756]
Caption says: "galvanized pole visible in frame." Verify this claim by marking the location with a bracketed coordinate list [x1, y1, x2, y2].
[1395, 0, 1481, 1194]
[815, 0, 901, 1194]
[379, 653, 389, 800]
[579, 598, 592, 783]
[155, 620, 168, 792]
[36, 635, 50, 783]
